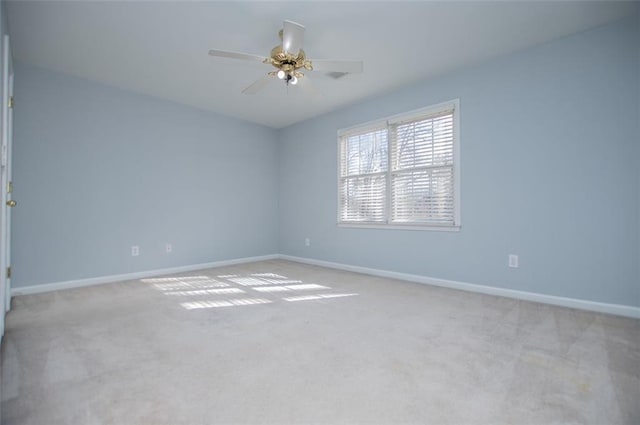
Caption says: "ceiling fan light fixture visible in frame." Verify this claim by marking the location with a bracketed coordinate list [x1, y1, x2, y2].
[277, 70, 286, 80]
[290, 75, 298, 85]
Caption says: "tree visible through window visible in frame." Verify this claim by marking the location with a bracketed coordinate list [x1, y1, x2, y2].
[338, 100, 460, 229]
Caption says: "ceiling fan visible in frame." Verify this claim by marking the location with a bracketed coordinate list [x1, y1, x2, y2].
[208, 20, 363, 95]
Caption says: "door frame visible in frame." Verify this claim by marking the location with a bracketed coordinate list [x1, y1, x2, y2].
[1, 34, 14, 333]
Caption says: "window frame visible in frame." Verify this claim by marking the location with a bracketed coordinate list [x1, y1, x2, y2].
[337, 99, 461, 232]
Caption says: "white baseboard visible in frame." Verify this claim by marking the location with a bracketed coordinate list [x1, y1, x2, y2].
[278, 254, 640, 319]
[10, 253, 639, 319]
[11, 254, 279, 296]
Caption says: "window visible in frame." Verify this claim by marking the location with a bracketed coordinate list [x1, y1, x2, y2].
[338, 100, 460, 230]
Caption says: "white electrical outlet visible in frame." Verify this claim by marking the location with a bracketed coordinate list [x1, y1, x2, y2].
[304, 237, 311, 247]
[508, 254, 519, 268]
[166, 243, 172, 253]
[131, 246, 140, 257]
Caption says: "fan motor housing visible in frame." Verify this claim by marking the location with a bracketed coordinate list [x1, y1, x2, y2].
[265, 45, 313, 74]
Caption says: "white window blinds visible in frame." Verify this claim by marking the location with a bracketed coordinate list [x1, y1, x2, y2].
[390, 109, 455, 225]
[339, 127, 388, 223]
[338, 100, 459, 229]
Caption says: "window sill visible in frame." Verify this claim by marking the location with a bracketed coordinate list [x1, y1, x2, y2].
[337, 223, 461, 232]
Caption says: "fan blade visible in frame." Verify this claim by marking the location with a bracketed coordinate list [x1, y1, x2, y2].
[282, 20, 305, 56]
[311, 60, 363, 74]
[242, 75, 273, 95]
[208, 49, 267, 63]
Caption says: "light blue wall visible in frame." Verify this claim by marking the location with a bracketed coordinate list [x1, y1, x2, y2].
[10, 15, 640, 307]
[278, 16, 640, 307]
[12, 64, 279, 287]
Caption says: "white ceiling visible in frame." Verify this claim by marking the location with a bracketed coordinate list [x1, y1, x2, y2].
[6, 1, 638, 128]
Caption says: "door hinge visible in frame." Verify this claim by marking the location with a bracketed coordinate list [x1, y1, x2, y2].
[6, 267, 11, 279]
[7, 181, 12, 194]
[8, 96, 14, 109]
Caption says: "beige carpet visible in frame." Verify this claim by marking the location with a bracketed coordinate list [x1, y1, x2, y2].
[1, 259, 639, 424]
